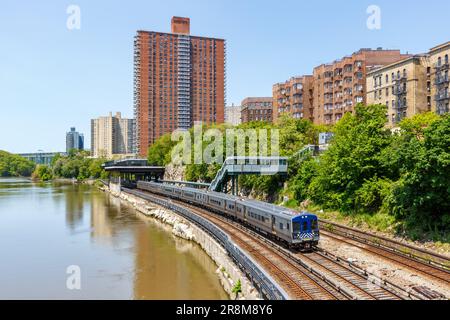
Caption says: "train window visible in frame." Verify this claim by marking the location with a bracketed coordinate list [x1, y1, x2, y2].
[302, 221, 308, 231]
[287, 223, 290, 230]
[279, 223, 283, 230]
[311, 219, 318, 230]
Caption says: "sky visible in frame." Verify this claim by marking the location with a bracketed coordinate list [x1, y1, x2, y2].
[0, 0, 449, 153]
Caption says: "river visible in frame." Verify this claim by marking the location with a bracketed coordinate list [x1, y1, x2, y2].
[0, 178, 228, 299]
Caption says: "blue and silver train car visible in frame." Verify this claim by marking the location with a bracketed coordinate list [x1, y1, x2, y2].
[136, 181, 319, 248]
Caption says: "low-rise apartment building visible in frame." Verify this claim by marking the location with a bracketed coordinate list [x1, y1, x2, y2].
[240, 97, 273, 123]
[366, 41, 450, 126]
[429, 42, 450, 115]
[367, 55, 431, 126]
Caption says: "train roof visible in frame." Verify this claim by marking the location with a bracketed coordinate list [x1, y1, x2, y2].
[143, 181, 316, 220]
[236, 198, 298, 219]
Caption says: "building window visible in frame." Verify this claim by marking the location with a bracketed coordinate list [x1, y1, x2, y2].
[386, 74, 389, 83]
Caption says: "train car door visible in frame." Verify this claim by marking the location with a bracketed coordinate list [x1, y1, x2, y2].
[271, 216, 276, 233]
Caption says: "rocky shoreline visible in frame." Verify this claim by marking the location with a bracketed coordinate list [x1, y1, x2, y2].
[100, 184, 261, 300]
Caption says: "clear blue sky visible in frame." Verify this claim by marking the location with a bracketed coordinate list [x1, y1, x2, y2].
[1, 0, 449, 153]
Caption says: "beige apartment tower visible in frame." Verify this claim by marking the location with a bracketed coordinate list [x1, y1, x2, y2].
[429, 42, 450, 115]
[367, 55, 431, 126]
[366, 41, 450, 126]
[91, 112, 135, 158]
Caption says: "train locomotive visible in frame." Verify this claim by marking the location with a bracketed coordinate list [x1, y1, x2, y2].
[137, 181, 320, 249]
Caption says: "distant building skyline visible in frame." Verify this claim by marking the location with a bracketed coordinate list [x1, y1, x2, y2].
[66, 127, 84, 153]
[1, 1, 449, 152]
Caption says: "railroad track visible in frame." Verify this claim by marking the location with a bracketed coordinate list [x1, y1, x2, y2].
[320, 229, 450, 288]
[149, 193, 344, 300]
[125, 189, 417, 300]
[319, 220, 450, 271]
[298, 250, 403, 300]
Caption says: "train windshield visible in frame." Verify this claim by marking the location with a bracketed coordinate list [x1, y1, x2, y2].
[293, 222, 301, 233]
[311, 219, 318, 230]
[302, 221, 308, 232]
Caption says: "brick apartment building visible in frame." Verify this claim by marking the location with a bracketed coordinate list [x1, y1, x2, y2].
[272, 76, 314, 122]
[366, 41, 450, 126]
[134, 17, 225, 156]
[429, 41, 450, 115]
[367, 55, 431, 126]
[240, 97, 273, 123]
[312, 48, 410, 125]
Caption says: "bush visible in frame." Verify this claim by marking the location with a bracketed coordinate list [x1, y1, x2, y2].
[32, 165, 53, 181]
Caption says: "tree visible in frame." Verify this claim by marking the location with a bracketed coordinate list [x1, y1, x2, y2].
[32, 165, 53, 181]
[147, 133, 176, 165]
[387, 115, 450, 232]
[0, 150, 35, 177]
[308, 104, 392, 212]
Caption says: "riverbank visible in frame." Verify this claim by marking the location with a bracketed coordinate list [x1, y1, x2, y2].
[99, 184, 261, 300]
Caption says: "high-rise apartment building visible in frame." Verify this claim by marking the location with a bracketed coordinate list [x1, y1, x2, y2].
[224, 104, 242, 126]
[367, 55, 431, 126]
[272, 76, 314, 122]
[240, 97, 273, 123]
[134, 17, 226, 157]
[429, 42, 450, 115]
[91, 112, 135, 158]
[66, 127, 84, 153]
[313, 48, 410, 125]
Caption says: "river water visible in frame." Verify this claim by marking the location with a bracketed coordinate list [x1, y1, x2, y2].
[0, 178, 228, 299]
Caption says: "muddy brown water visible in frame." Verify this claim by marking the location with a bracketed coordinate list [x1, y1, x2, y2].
[0, 178, 228, 299]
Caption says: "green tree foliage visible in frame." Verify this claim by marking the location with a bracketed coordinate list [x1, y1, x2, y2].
[147, 133, 177, 165]
[32, 165, 53, 181]
[290, 156, 319, 202]
[386, 115, 450, 232]
[308, 104, 392, 212]
[0, 150, 35, 177]
[143, 107, 449, 236]
[51, 151, 107, 180]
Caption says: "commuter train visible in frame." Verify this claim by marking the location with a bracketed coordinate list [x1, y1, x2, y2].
[136, 181, 320, 248]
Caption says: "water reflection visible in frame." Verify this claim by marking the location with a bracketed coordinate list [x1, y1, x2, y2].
[0, 178, 228, 299]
